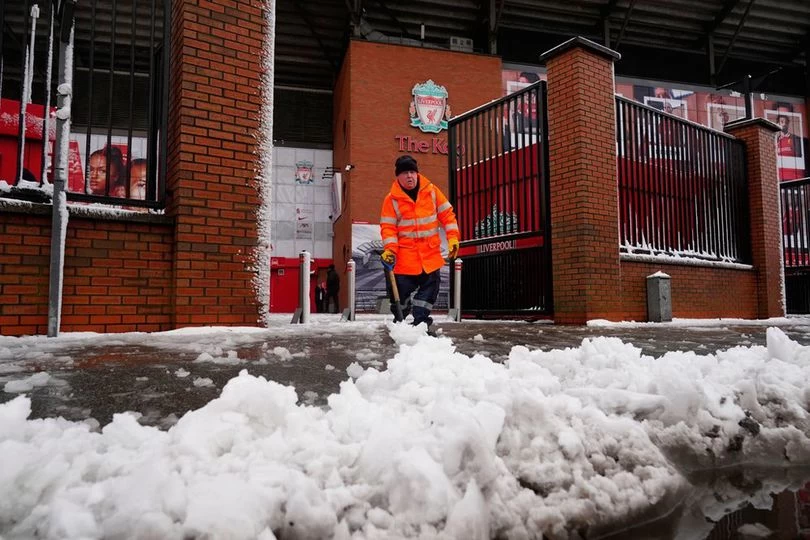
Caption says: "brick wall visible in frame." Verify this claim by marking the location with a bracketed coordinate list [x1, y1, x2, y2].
[1, 0, 268, 336]
[331, 40, 503, 279]
[620, 261, 758, 320]
[0, 204, 173, 335]
[167, 0, 264, 326]
[332, 44, 353, 309]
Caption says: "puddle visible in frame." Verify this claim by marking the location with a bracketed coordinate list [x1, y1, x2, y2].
[599, 467, 810, 539]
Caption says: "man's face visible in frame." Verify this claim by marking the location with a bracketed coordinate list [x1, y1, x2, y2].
[89, 154, 109, 195]
[130, 165, 147, 199]
[778, 116, 790, 134]
[397, 170, 418, 190]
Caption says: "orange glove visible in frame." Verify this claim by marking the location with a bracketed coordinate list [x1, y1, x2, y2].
[381, 249, 396, 268]
[448, 238, 459, 259]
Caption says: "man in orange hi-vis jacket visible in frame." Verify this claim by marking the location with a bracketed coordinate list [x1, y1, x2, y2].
[380, 155, 460, 330]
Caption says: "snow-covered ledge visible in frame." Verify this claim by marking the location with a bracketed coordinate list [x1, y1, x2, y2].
[621, 251, 754, 271]
[0, 198, 172, 225]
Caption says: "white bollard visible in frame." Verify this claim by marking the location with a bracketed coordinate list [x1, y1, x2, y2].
[292, 250, 311, 324]
[452, 258, 462, 322]
[300, 251, 311, 323]
[342, 260, 356, 321]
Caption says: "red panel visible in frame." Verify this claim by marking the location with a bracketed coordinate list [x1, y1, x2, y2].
[455, 142, 543, 239]
[457, 235, 543, 257]
[0, 98, 55, 183]
[269, 257, 333, 312]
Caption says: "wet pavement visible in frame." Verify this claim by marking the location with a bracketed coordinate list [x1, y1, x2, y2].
[6, 316, 810, 428]
[2, 314, 810, 538]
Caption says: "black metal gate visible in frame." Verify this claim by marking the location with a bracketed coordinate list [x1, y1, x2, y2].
[781, 177, 810, 314]
[448, 81, 552, 318]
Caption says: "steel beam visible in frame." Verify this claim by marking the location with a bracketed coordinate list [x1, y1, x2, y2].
[590, 0, 617, 37]
[788, 31, 809, 63]
[614, 0, 639, 50]
[599, 0, 620, 21]
[291, 0, 339, 71]
[488, 0, 502, 54]
[603, 18, 610, 47]
[372, 0, 416, 39]
[344, 0, 363, 37]
[704, 0, 740, 35]
[716, 0, 756, 75]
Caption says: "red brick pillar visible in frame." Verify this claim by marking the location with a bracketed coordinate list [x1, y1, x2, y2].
[725, 118, 785, 318]
[167, 0, 264, 326]
[540, 37, 622, 324]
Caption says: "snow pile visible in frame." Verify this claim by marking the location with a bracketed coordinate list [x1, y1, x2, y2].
[193, 349, 243, 365]
[512, 327, 810, 470]
[270, 346, 293, 361]
[1, 327, 810, 539]
[3, 372, 50, 393]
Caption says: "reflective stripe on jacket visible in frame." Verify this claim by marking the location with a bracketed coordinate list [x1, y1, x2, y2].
[380, 174, 460, 275]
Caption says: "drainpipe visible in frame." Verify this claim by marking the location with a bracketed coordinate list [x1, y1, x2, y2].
[47, 0, 76, 337]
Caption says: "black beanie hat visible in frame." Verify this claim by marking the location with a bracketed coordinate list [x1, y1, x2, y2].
[395, 155, 419, 176]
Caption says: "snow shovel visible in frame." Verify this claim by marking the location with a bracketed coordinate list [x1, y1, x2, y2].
[384, 265, 405, 323]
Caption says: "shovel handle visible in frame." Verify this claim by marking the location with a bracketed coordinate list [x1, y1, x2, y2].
[386, 268, 405, 322]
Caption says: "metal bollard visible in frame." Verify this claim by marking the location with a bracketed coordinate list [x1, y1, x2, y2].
[291, 251, 311, 324]
[342, 260, 356, 321]
[450, 258, 462, 322]
[646, 271, 671, 322]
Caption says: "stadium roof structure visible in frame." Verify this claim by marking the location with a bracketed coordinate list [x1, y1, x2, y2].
[276, 0, 810, 96]
[3, 1, 806, 96]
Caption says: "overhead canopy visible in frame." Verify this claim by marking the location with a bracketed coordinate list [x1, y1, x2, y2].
[275, 0, 810, 95]
[2, 1, 806, 103]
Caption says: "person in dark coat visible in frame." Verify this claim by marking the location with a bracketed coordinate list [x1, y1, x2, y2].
[315, 281, 326, 313]
[326, 264, 340, 313]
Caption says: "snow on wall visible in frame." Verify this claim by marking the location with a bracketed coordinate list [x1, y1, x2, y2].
[252, 0, 277, 327]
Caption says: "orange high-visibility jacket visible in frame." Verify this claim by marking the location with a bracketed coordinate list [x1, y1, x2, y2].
[380, 174, 460, 275]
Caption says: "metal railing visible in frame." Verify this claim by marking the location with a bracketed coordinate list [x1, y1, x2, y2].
[781, 177, 810, 268]
[1, 0, 169, 209]
[780, 177, 810, 313]
[616, 96, 751, 264]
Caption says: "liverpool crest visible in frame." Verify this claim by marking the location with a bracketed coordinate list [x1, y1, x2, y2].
[294, 160, 314, 184]
[409, 80, 450, 134]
